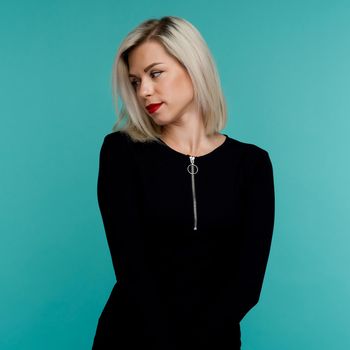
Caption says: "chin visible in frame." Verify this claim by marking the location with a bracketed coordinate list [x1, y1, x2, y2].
[153, 120, 169, 127]
[150, 115, 172, 127]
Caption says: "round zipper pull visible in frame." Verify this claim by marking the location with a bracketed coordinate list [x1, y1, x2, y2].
[187, 156, 198, 174]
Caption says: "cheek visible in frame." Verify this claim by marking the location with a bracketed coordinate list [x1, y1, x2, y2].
[181, 75, 194, 93]
[167, 73, 194, 101]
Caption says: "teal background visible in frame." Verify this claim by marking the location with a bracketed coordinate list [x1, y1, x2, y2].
[1, 0, 349, 349]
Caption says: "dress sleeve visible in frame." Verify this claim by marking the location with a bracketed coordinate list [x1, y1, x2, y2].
[200, 148, 275, 343]
[97, 134, 177, 350]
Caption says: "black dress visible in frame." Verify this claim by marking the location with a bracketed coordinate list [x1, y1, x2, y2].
[92, 131, 275, 350]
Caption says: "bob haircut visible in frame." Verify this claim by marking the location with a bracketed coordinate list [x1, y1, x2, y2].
[111, 15, 227, 143]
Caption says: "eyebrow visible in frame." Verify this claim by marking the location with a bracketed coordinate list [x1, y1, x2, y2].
[128, 62, 164, 78]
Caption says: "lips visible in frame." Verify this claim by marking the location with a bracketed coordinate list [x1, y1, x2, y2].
[146, 102, 163, 113]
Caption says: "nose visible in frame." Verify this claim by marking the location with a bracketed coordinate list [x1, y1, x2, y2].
[138, 78, 154, 98]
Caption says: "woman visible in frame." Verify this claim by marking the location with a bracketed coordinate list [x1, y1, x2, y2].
[92, 16, 275, 350]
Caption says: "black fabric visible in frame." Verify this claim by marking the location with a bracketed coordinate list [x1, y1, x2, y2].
[92, 131, 275, 350]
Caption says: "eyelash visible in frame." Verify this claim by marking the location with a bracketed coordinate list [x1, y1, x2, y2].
[130, 71, 162, 88]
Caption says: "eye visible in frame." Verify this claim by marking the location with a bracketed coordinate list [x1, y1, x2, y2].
[130, 79, 139, 88]
[130, 71, 162, 89]
[150, 70, 162, 78]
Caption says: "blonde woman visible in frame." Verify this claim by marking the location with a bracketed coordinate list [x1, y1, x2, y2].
[92, 16, 275, 350]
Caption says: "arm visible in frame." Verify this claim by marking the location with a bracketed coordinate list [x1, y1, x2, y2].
[202, 148, 275, 342]
[97, 133, 177, 349]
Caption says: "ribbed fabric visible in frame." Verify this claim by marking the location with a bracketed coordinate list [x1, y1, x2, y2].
[92, 131, 275, 350]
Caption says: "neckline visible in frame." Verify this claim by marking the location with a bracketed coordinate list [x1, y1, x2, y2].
[156, 133, 229, 159]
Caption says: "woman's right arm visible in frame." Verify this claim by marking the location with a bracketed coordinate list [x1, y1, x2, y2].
[97, 133, 177, 350]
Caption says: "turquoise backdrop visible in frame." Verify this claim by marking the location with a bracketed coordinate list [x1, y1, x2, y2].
[1, 0, 349, 349]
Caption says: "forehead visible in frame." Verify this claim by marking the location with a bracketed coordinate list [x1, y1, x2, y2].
[128, 41, 173, 71]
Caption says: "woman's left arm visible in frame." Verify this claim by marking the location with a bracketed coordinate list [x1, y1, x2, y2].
[235, 148, 275, 321]
[198, 147, 275, 343]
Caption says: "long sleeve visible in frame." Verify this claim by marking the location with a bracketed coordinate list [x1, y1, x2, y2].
[202, 147, 275, 344]
[97, 134, 177, 350]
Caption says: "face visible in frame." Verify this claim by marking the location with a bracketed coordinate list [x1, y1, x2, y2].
[128, 40, 195, 126]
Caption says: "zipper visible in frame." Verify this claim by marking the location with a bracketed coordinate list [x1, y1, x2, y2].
[187, 156, 198, 230]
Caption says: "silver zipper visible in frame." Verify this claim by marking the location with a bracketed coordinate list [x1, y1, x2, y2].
[187, 156, 198, 230]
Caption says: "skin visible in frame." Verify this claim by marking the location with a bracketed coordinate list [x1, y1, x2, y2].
[128, 40, 226, 157]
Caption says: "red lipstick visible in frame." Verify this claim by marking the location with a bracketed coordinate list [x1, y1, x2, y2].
[146, 102, 163, 113]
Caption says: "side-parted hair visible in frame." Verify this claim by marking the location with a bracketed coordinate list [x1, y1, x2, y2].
[111, 16, 227, 142]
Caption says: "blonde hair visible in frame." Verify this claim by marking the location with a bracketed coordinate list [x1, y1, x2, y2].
[111, 16, 227, 142]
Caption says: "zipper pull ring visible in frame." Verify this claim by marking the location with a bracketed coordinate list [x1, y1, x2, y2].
[187, 156, 198, 174]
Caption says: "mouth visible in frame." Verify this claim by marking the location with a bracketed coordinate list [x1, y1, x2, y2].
[146, 102, 163, 113]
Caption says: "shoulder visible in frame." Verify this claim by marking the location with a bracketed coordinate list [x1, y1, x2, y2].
[225, 135, 273, 179]
[100, 131, 137, 154]
[98, 131, 136, 165]
[103, 130, 132, 145]
[226, 135, 270, 160]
